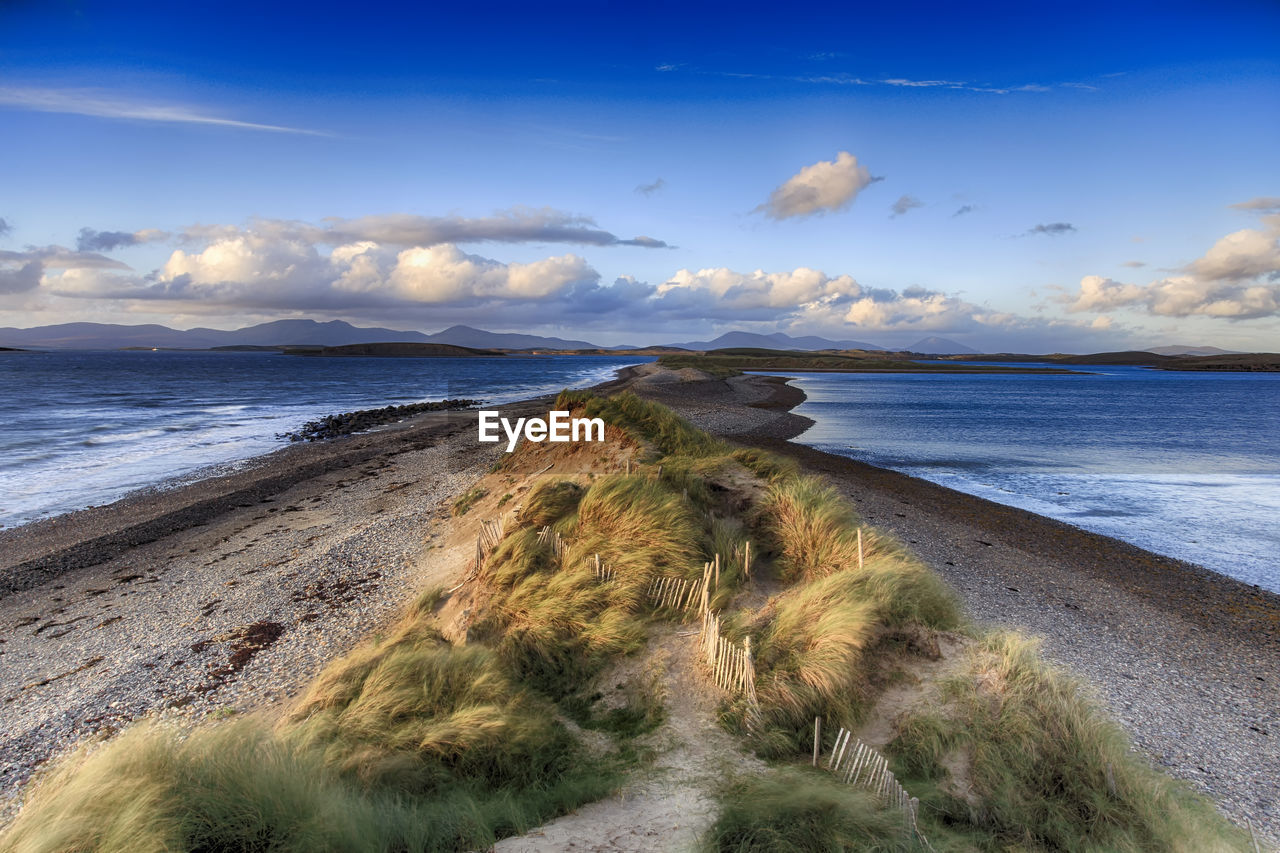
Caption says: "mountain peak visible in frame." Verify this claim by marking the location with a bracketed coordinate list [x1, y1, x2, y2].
[907, 336, 978, 354]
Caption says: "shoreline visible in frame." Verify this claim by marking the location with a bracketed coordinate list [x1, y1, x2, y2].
[1, 364, 1277, 838]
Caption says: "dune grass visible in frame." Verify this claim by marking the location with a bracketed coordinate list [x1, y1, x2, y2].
[889, 633, 1248, 852]
[476, 472, 705, 697]
[703, 768, 910, 852]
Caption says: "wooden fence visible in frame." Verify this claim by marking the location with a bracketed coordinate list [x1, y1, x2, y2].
[535, 525, 567, 560]
[699, 610, 759, 706]
[818, 723, 933, 850]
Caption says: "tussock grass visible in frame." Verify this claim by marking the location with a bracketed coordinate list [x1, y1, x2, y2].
[891, 633, 1248, 852]
[516, 478, 584, 530]
[556, 389, 728, 459]
[477, 473, 704, 696]
[756, 475, 958, 629]
[1, 721, 386, 853]
[703, 768, 908, 852]
[286, 633, 576, 794]
[750, 573, 880, 752]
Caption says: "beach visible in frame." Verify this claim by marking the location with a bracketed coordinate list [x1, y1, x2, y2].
[1, 366, 1277, 841]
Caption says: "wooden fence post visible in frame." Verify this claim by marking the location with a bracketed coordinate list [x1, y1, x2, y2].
[857, 527, 864, 571]
[744, 540, 751, 579]
[813, 717, 822, 766]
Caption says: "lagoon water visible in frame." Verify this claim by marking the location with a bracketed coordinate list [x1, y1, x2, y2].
[757, 365, 1280, 593]
[0, 351, 651, 530]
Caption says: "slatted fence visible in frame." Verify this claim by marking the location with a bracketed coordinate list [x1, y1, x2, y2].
[819, 723, 934, 850]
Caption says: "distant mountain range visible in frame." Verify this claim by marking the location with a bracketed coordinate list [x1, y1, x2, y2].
[0, 321, 600, 351]
[1144, 345, 1241, 356]
[0, 319, 1234, 357]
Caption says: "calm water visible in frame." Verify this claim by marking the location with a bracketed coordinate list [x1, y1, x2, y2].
[755, 366, 1280, 592]
[0, 351, 650, 529]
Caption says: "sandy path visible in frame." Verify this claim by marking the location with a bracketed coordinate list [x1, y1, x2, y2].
[495, 629, 764, 853]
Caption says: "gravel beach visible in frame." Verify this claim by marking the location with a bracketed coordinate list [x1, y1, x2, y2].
[1, 364, 1276, 845]
[0, 403, 531, 821]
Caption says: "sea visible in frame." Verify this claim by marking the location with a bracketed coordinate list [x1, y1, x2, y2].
[4, 353, 1277, 595]
[0, 350, 651, 530]
[753, 365, 1280, 593]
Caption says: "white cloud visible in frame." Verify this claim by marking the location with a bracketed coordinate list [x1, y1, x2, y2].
[1060, 215, 1280, 320]
[758, 151, 874, 220]
[387, 245, 593, 303]
[1188, 225, 1280, 281]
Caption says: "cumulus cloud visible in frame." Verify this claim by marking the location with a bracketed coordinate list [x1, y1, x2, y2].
[1026, 222, 1076, 236]
[1229, 197, 1280, 214]
[635, 178, 666, 195]
[890, 195, 924, 217]
[1059, 215, 1280, 320]
[1188, 225, 1280, 281]
[76, 227, 170, 252]
[757, 151, 875, 220]
[953, 205, 975, 217]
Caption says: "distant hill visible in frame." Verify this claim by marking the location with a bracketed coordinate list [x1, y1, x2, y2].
[423, 324, 600, 351]
[907, 336, 978, 354]
[290, 342, 500, 358]
[1156, 353, 1280, 372]
[665, 331, 885, 351]
[1145, 344, 1241, 356]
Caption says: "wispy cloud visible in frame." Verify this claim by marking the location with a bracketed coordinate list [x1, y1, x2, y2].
[0, 86, 328, 135]
[1026, 222, 1077, 236]
[953, 205, 975, 217]
[890, 195, 924, 217]
[1230, 197, 1280, 214]
[77, 228, 171, 252]
[674, 67, 1077, 96]
[635, 178, 666, 196]
[0, 217, 11, 237]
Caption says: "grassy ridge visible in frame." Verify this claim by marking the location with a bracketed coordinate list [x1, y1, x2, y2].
[1, 389, 1248, 852]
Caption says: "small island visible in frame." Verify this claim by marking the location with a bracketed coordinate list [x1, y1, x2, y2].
[285, 342, 503, 358]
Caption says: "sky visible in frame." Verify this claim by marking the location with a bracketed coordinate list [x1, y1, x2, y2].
[1, 0, 1278, 351]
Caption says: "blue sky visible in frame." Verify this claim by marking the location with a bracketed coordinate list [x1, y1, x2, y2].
[1, 1, 1277, 350]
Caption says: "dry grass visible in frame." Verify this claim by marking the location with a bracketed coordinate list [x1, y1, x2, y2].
[890, 632, 1249, 851]
[755, 475, 959, 629]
